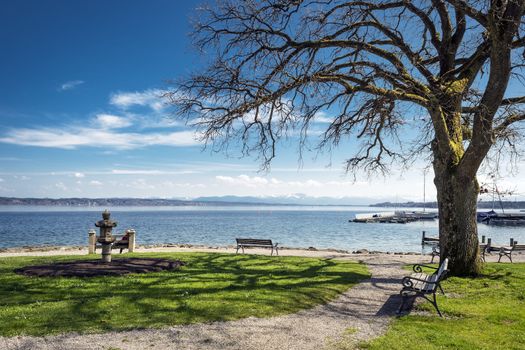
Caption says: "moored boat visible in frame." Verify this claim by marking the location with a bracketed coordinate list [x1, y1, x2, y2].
[395, 210, 437, 220]
[482, 213, 525, 226]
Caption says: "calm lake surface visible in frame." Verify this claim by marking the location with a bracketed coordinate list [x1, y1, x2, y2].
[1, 206, 524, 252]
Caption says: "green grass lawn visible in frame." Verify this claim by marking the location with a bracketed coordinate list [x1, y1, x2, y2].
[359, 263, 525, 350]
[0, 252, 369, 336]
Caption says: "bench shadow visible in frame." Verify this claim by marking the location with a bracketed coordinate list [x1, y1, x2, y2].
[376, 294, 406, 316]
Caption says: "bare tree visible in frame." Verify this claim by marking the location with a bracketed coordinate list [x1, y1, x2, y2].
[168, 0, 525, 275]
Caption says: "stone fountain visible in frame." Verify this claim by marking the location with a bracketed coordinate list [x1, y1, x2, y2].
[95, 209, 117, 263]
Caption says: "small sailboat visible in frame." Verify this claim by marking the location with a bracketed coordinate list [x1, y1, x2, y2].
[477, 177, 525, 226]
[396, 170, 437, 220]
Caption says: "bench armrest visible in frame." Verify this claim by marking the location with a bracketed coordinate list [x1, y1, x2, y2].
[412, 264, 438, 273]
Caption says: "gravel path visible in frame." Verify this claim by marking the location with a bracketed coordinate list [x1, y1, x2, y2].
[1, 255, 413, 350]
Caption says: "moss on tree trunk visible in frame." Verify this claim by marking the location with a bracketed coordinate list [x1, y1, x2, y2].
[434, 167, 482, 276]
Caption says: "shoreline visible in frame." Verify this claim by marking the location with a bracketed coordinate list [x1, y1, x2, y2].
[0, 243, 523, 262]
[0, 243, 421, 255]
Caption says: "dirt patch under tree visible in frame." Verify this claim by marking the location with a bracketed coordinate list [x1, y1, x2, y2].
[14, 258, 186, 277]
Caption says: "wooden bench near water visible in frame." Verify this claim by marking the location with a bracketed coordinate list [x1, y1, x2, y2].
[235, 238, 279, 256]
[483, 237, 525, 262]
[398, 258, 449, 317]
[88, 229, 136, 254]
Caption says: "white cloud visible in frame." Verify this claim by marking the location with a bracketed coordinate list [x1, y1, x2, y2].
[111, 169, 164, 175]
[110, 89, 166, 111]
[95, 114, 132, 129]
[216, 174, 280, 188]
[59, 80, 84, 91]
[287, 179, 323, 188]
[161, 181, 206, 189]
[90, 180, 103, 186]
[0, 88, 202, 150]
[215, 175, 368, 193]
[0, 178, 4, 182]
[0, 127, 200, 150]
[313, 111, 334, 123]
[55, 182, 67, 191]
[128, 179, 156, 190]
[74, 172, 85, 178]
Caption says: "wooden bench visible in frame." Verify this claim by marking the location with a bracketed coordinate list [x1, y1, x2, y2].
[500, 243, 525, 262]
[482, 238, 524, 262]
[88, 229, 136, 254]
[398, 258, 449, 317]
[423, 233, 493, 264]
[94, 235, 130, 254]
[235, 238, 279, 256]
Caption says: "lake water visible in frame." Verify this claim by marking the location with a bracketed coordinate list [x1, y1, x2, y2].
[1, 206, 524, 252]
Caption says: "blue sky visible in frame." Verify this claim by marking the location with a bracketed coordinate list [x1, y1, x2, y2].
[0, 0, 523, 202]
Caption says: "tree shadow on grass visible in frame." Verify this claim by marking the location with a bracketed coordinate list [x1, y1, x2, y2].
[0, 253, 369, 336]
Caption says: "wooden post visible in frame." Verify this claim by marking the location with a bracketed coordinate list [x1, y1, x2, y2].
[126, 229, 136, 252]
[481, 235, 485, 244]
[422, 231, 426, 245]
[487, 238, 492, 246]
[88, 229, 96, 254]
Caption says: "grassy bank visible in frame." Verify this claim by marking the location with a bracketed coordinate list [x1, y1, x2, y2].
[0, 252, 369, 336]
[359, 263, 525, 350]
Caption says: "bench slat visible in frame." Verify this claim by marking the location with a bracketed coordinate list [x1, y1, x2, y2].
[236, 239, 274, 246]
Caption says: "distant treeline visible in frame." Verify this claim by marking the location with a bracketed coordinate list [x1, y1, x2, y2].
[372, 201, 525, 209]
[0, 197, 262, 207]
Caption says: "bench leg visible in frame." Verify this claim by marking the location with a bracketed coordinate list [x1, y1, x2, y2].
[430, 253, 435, 264]
[275, 247, 279, 256]
[397, 295, 407, 314]
[438, 283, 445, 296]
[397, 290, 411, 314]
[271, 247, 274, 256]
[431, 292, 443, 317]
[236, 246, 239, 254]
[120, 248, 124, 254]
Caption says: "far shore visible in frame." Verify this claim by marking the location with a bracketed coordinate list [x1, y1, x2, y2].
[0, 243, 523, 262]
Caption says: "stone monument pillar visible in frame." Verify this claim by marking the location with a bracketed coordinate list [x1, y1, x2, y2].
[95, 209, 117, 263]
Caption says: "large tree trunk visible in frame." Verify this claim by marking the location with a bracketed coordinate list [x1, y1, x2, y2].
[434, 166, 482, 276]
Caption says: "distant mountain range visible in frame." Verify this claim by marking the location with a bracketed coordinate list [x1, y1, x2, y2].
[372, 201, 525, 209]
[192, 194, 383, 206]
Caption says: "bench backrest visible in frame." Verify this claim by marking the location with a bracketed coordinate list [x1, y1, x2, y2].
[236, 238, 273, 245]
[512, 244, 525, 251]
[435, 258, 448, 280]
